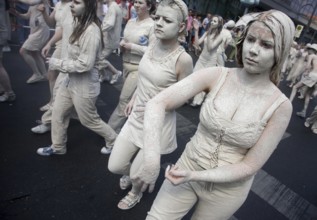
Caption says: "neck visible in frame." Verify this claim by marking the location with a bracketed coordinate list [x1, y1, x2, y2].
[157, 38, 179, 51]
[137, 13, 150, 21]
[240, 68, 271, 88]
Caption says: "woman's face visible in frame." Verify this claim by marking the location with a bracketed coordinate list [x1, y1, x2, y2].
[70, 0, 85, 17]
[134, 0, 150, 16]
[154, 5, 183, 40]
[242, 21, 275, 75]
[209, 16, 219, 28]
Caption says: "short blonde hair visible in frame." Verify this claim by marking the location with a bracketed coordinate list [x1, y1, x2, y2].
[158, 0, 188, 36]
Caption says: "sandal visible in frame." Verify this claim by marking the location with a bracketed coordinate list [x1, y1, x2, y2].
[117, 191, 143, 210]
[119, 175, 132, 190]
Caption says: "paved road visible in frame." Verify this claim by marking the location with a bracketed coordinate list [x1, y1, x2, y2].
[1, 45, 317, 220]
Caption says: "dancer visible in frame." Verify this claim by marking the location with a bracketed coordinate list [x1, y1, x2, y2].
[11, 0, 50, 84]
[280, 41, 297, 81]
[190, 14, 223, 107]
[289, 43, 317, 118]
[37, 0, 117, 156]
[37, 0, 71, 111]
[98, 0, 123, 84]
[108, 0, 193, 210]
[216, 19, 235, 66]
[305, 103, 317, 134]
[104, 0, 156, 140]
[138, 10, 294, 219]
[286, 43, 307, 87]
[31, 0, 74, 134]
[0, 0, 16, 102]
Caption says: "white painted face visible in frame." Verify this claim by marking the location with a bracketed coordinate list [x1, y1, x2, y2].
[134, 0, 150, 17]
[242, 21, 275, 75]
[153, 5, 183, 40]
[70, 0, 85, 17]
[210, 16, 219, 28]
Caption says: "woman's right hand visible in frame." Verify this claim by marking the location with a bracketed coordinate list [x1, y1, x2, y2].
[124, 99, 134, 117]
[41, 43, 51, 57]
[193, 19, 200, 31]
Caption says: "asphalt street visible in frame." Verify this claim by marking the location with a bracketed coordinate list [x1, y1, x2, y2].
[0, 44, 317, 220]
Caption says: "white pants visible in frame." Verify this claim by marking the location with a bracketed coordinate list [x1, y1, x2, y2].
[108, 62, 139, 132]
[108, 134, 143, 178]
[51, 85, 117, 151]
[146, 152, 253, 220]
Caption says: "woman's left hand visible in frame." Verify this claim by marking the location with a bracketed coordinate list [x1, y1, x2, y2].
[121, 42, 133, 50]
[165, 164, 192, 185]
[132, 155, 161, 193]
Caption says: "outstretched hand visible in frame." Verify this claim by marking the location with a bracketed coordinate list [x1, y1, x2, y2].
[192, 19, 200, 31]
[165, 164, 192, 185]
[132, 156, 160, 193]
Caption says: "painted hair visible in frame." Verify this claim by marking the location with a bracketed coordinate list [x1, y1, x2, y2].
[144, 0, 157, 14]
[69, 0, 104, 47]
[157, 0, 188, 36]
[236, 10, 295, 85]
[209, 15, 223, 37]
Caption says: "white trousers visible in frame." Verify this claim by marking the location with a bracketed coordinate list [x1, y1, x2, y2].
[51, 86, 117, 151]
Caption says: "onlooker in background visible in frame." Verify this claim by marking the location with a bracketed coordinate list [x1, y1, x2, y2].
[12, 1, 30, 45]
[0, 0, 16, 102]
[186, 9, 193, 51]
[202, 12, 211, 35]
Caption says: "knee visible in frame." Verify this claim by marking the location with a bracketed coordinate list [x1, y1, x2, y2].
[19, 48, 25, 56]
[108, 156, 124, 174]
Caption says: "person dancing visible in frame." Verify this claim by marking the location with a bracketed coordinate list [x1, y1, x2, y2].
[36, 0, 71, 111]
[102, 0, 156, 147]
[108, 0, 193, 210]
[0, 0, 16, 102]
[137, 10, 295, 220]
[11, 0, 50, 84]
[37, 0, 117, 156]
[190, 14, 223, 107]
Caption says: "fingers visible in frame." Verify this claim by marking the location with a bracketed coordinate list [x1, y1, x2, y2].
[141, 183, 148, 193]
[165, 165, 171, 177]
[124, 105, 132, 117]
[148, 183, 155, 193]
[42, 48, 48, 57]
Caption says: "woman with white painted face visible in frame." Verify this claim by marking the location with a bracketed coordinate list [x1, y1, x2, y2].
[138, 10, 295, 219]
[108, 0, 193, 210]
[190, 15, 224, 107]
[36, 0, 117, 156]
[103, 0, 156, 142]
